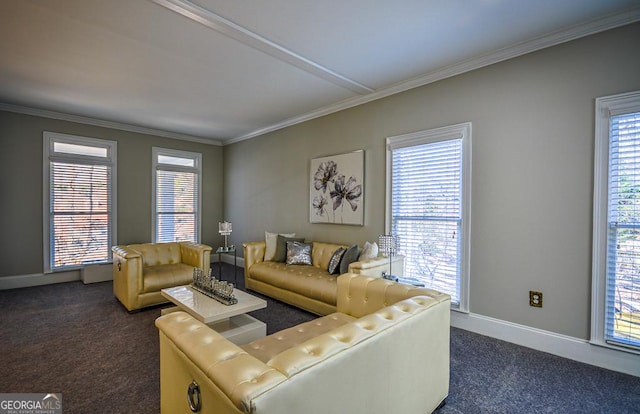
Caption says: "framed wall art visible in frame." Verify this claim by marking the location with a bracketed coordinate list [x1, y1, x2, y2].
[310, 150, 364, 225]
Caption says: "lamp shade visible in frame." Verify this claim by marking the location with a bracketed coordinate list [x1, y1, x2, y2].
[218, 221, 232, 235]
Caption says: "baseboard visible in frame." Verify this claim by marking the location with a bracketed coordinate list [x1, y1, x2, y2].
[451, 311, 640, 378]
[218, 253, 244, 268]
[0, 271, 81, 290]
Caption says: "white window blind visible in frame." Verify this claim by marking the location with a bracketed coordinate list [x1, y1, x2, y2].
[387, 123, 471, 311]
[605, 111, 640, 350]
[153, 148, 201, 243]
[44, 132, 117, 272]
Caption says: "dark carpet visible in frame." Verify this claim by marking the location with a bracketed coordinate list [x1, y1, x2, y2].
[0, 264, 638, 414]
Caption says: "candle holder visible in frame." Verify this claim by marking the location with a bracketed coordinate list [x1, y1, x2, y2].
[191, 268, 237, 305]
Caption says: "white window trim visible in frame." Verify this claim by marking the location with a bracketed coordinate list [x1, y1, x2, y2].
[386, 122, 472, 313]
[43, 131, 117, 273]
[591, 90, 640, 354]
[151, 147, 202, 243]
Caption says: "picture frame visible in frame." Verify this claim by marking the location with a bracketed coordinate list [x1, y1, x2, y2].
[310, 150, 364, 225]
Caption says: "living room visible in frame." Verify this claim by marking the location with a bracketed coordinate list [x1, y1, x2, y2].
[1, 1, 639, 413]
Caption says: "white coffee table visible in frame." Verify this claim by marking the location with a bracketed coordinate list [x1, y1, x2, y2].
[161, 285, 267, 344]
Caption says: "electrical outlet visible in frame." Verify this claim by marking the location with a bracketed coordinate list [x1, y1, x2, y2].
[529, 291, 543, 308]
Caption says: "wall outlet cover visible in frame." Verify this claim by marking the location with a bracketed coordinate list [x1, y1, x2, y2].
[529, 291, 543, 308]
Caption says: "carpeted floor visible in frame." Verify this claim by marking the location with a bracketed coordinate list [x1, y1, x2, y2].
[0, 264, 638, 413]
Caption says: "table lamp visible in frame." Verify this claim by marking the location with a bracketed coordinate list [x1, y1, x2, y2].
[218, 221, 232, 249]
[378, 234, 397, 278]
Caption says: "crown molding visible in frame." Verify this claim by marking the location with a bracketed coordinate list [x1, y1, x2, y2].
[0, 102, 223, 146]
[225, 6, 640, 145]
[152, 0, 373, 95]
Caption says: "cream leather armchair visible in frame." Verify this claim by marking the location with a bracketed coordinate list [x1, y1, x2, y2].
[112, 241, 212, 311]
[156, 274, 450, 414]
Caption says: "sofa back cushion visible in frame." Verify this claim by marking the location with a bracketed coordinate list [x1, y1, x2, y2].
[312, 242, 348, 270]
[130, 242, 182, 267]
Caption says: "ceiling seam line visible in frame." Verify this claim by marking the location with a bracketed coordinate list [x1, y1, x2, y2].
[150, 0, 374, 95]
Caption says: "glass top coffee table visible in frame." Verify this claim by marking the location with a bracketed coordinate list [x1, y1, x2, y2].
[161, 285, 267, 344]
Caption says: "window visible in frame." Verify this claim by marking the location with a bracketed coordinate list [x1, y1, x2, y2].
[152, 148, 201, 243]
[43, 132, 117, 273]
[592, 90, 640, 352]
[386, 123, 471, 312]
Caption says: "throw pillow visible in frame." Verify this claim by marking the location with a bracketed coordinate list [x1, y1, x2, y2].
[274, 235, 305, 262]
[286, 241, 313, 265]
[359, 241, 379, 260]
[265, 231, 295, 261]
[327, 247, 346, 275]
[339, 244, 361, 274]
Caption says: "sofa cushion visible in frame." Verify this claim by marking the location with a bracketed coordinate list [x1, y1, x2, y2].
[142, 263, 194, 293]
[286, 241, 313, 265]
[265, 232, 295, 261]
[240, 312, 356, 363]
[249, 261, 338, 305]
[274, 236, 305, 262]
[327, 247, 346, 275]
[339, 244, 361, 274]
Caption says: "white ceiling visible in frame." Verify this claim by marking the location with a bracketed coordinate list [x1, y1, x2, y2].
[1, 0, 639, 145]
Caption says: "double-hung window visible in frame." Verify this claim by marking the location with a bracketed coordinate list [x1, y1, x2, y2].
[43, 132, 117, 273]
[386, 123, 471, 312]
[152, 148, 202, 243]
[592, 91, 640, 352]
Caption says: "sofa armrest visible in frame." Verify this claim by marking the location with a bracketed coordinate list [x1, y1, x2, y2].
[156, 312, 286, 413]
[179, 242, 212, 274]
[347, 255, 404, 278]
[243, 241, 266, 279]
[112, 245, 143, 311]
[336, 273, 449, 318]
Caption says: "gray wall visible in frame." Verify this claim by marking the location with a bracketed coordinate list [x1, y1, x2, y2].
[224, 22, 640, 340]
[0, 111, 224, 277]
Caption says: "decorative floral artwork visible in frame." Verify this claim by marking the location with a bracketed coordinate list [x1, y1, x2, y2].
[310, 150, 364, 225]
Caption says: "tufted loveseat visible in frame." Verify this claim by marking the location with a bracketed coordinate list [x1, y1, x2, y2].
[155, 274, 450, 414]
[243, 240, 403, 315]
[112, 241, 212, 311]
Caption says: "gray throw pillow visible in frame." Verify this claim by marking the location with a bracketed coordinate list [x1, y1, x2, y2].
[339, 244, 361, 274]
[328, 247, 346, 275]
[286, 241, 313, 265]
[274, 235, 305, 262]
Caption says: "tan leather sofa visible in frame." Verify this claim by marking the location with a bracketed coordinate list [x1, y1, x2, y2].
[155, 274, 450, 414]
[243, 241, 403, 315]
[112, 241, 212, 311]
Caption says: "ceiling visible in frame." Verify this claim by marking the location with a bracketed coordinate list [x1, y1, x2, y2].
[1, 0, 639, 146]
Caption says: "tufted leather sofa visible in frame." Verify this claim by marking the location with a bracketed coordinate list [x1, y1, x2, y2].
[155, 274, 450, 414]
[112, 241, 212, 311]
[243, 241, 403, 315]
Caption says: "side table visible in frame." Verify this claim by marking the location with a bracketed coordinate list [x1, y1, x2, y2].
[216, 246, 237, 286]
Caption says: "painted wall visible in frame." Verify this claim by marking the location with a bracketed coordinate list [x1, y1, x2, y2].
[224, 22, 640, 340]
[0, 111, 224, 278]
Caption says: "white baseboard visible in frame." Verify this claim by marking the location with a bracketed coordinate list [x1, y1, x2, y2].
[217, 253, 244, 268]
[451, 311, 640, 378]
[0, 271, 80, 290]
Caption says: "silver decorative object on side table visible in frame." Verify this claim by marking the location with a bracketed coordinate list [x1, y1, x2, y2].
[191, 268, 238, 305]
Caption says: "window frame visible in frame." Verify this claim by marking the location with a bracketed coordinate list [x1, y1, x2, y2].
[43, 131, 117, 273]
[592, 90, 640, 354]
[151, 147, 202, 244]
[386, 122, 472, 312]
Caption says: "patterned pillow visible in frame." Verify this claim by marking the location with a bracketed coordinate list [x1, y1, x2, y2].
[327, 247, 346, 275]
[286, 241, 313, 265]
